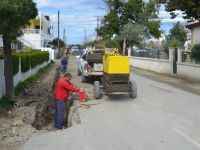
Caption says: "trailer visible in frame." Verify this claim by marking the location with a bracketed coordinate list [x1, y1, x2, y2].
[94, 49, 137, 99]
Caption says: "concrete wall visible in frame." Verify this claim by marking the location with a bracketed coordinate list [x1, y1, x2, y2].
[177, 63, 200, 82]
[39, 47, 55, 60]
[14, 61, 48, 87]
[0, 59, 49, 99]
[130, 57, 171, 74]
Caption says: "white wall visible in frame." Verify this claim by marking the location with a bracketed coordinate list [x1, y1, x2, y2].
[192, 26, 200, 45]
[0, 36, 3, 48]
[22, 33, 41, 48]
[39, 47, 55, 60]
[14, 61, 48, 87]
[177, 63, 200, 82]
[0, 59, 49, 99]
[130, 57, 171, 74]
[0, 60, 5, 99]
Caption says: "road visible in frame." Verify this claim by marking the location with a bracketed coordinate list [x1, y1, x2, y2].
[22, 58, 200, 150]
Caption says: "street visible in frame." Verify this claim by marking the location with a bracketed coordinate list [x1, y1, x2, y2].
[22, 57, 200, 150]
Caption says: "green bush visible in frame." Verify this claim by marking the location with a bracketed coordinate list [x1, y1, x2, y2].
[0, 53, 3, 59]
[29, 50, 49, 67]
[21, 53, 31, 72]
[0, 50, 49, 74]
[191, 44, 200, 63]
[0, 97, 14, 108]
[12, 54, 20, 75]
[0, 53, 19, 75]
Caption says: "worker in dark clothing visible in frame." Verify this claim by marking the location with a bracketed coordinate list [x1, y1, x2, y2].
[61, 57, 68, 73]
[54, 73, 80, 129]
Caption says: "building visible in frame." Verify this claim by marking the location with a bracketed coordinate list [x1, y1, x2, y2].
[18, 12, 53, 49]
[0, 35, 3, 49]
[186, 21, 200, 46]
[0, 12, 53, 50]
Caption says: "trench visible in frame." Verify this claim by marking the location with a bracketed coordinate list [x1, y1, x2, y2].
[32, 70, 81, 131]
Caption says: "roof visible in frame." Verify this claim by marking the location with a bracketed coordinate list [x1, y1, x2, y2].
[45, 16, 50, 21]
[186, 21, 200, 29]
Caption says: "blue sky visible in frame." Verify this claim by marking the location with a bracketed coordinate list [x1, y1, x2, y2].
[34, 0, 186, 44]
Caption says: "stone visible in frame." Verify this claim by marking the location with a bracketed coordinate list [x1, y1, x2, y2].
[12, 118, 24, 127]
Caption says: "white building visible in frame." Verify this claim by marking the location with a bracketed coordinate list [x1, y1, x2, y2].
[0, 12, 53, 49]
[18, 12, 53, 48]
[186, 21, 200, 46]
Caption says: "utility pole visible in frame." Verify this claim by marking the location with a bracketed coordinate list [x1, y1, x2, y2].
[63, 29, 65, 43]
[123, 37, 126, 55]
[57, 11, 60, 57]
[84, 29, 87, 48]
[96, 16, 99, 41]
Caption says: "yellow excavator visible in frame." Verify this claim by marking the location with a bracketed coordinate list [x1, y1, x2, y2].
[94, 48, 137, 99]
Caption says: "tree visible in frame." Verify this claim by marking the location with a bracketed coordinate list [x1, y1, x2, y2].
[0, 0, 37, 98]
[168, 22, 187, 44]
[117, 22, 145, 48]
[156, 0, 200, 21]
[98, 0, 161, 40]
[49, 38, 65, 48]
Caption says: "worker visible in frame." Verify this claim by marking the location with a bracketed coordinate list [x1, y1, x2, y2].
[61, 56, 68, 73]
[54, 73, 80, 129]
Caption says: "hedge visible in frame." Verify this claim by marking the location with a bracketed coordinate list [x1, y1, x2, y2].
[0, 50, 49, 75]
[0, 53, 19, 75]
[0, 53, 3, 59]
[12, 54, 20, 75]
[21, 53, 31, 72]
[191, 44, 200, 63]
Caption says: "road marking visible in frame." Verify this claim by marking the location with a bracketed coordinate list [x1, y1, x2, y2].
[171, 127, 200, 148]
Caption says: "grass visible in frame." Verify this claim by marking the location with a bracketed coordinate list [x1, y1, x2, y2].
[0, 97, 14, 108]
[0, 62, 53, 108]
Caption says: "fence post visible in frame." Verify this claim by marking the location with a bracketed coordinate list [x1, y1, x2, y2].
[178, 48, 182, 63]
[169, 48, 174, 75]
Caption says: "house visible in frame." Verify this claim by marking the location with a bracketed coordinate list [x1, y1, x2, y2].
[186, 21, 200, 46]
[17, 12, 53, 49]
[0, 12, 53, 50]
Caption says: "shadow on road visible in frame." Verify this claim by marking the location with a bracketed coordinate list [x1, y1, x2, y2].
[105, 94, 133, 102]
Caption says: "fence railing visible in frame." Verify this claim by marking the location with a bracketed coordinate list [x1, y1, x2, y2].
[132, 49, 169, 60]
[22, 29, 41, 34]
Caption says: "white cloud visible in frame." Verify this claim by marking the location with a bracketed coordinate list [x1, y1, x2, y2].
[159, 10, 186, 23]
[34, 0, 102, 10]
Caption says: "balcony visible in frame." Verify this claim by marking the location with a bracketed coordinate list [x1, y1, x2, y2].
[22, 29, 41, 34]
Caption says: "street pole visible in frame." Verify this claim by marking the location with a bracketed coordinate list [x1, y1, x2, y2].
[57, 11, 60, 58]
[123, 37, 126, 55]
[96, 16, 99, 41]
[84, 29, 87, 48]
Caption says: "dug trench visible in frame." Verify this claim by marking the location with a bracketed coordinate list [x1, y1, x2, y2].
[0, 59, 81, 147]
[32, 66, 81, 131]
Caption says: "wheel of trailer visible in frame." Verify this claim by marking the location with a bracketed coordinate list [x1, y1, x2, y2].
[94, 81, 101, 99]
[129, 81, 137, 98]
[77, 68, 82, 76]
[81, 75, 87, 83]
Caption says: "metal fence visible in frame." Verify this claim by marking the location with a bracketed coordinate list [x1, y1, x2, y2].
[132, 49, 169, 59]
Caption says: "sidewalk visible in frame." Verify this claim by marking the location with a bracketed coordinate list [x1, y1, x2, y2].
[132, 67, 200, 96]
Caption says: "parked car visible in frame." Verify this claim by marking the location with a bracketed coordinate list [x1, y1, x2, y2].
[77, 45, 105, 82]
[71, 46, 81, 56]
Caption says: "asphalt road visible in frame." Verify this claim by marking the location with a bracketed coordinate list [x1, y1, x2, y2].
[22, 65, 200, 150]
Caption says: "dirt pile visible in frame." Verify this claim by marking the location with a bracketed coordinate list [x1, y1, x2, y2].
[0, 62, 59, 146]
